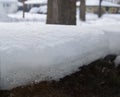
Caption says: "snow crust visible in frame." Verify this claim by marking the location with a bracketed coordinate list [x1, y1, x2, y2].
[0, 23, 120, 90]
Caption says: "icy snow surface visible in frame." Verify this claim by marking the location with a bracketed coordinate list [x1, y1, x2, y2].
[0, 22, 120, 90]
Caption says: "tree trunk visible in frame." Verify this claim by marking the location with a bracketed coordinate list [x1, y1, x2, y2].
[23, 1, 25, 18]
[98, 0, 102, 18]
[80, 0, 86, 21]
[47, 0, 76, 25]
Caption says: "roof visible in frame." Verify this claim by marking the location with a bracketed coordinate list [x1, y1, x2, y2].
[77, 0, 120, 7]
[0, 0, 18, 2]
[25, 0, 47, 4]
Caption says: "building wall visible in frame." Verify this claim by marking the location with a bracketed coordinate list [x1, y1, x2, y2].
[0, 3, 5, 14]
[0, 2, 18, 14]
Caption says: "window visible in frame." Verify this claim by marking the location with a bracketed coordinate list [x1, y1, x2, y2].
[3, 3, 11, 8]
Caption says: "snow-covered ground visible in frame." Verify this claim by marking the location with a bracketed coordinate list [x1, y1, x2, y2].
[0, 10, 120, 90]
[0, 13, 17, 22]
[77, 14, 120, 25]
[8, 11, 120, 26]
[0, 22, 120, 90]
[8, 11, 46, 23]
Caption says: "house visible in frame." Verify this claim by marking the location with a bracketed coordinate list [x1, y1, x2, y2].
[77, 0, 120, 14]
[0, 0, 18, 14]
[25, 0, 47, 12]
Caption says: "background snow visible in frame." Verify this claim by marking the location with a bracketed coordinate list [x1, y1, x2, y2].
[29, 7, 40, 13]
[0, 13, 17, 22]
[29, 6, 47, 14]
[8, 11, 46, 22]
[7, 12, 120, 25]
[114, 56, 120, 66]
[76, 0, 120, 7]
[25, 0, 47, 4]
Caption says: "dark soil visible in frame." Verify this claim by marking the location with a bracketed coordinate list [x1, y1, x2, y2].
[1, 55, 120, 97]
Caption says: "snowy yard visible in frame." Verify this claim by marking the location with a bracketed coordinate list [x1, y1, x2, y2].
[7, 11, 120, 25]
[0, 12, 120, 90]
[8, 11, 46, 23]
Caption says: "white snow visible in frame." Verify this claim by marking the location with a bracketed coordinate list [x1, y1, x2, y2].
[114, 56, 120, 66]
[8, 11, 46, 22]
[29, 6, 47, 14]
[25, 0, 47, 4]
[29, 7, 40, 13]
[18, 2, 23, 6]
[8, 11, 120, 25]
[0, 22, 120, 90]
[38, 5, 47, 14]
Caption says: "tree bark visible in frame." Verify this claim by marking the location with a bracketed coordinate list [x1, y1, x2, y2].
[19, 0, 26, 18]
[80, 0, 86, 21]
[47, 0, 76, 25]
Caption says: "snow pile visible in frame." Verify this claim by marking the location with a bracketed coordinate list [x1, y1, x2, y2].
[8, 11, 46, 22]
[0, 23, 120, 90]
[29, 7, 40, 13]
[0, 13, 16, 22]
[38, 5, 47, 14]
[29, 6, 47, 14]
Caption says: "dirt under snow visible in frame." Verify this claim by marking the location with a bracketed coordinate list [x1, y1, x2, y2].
[1, 55, 120, 97]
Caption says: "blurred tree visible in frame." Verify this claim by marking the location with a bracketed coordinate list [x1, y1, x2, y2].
[47, 0, 76, 25]
[19, 0, 26, 18]
[98, 0, 103, 18]
[80, 0, 86, 21]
